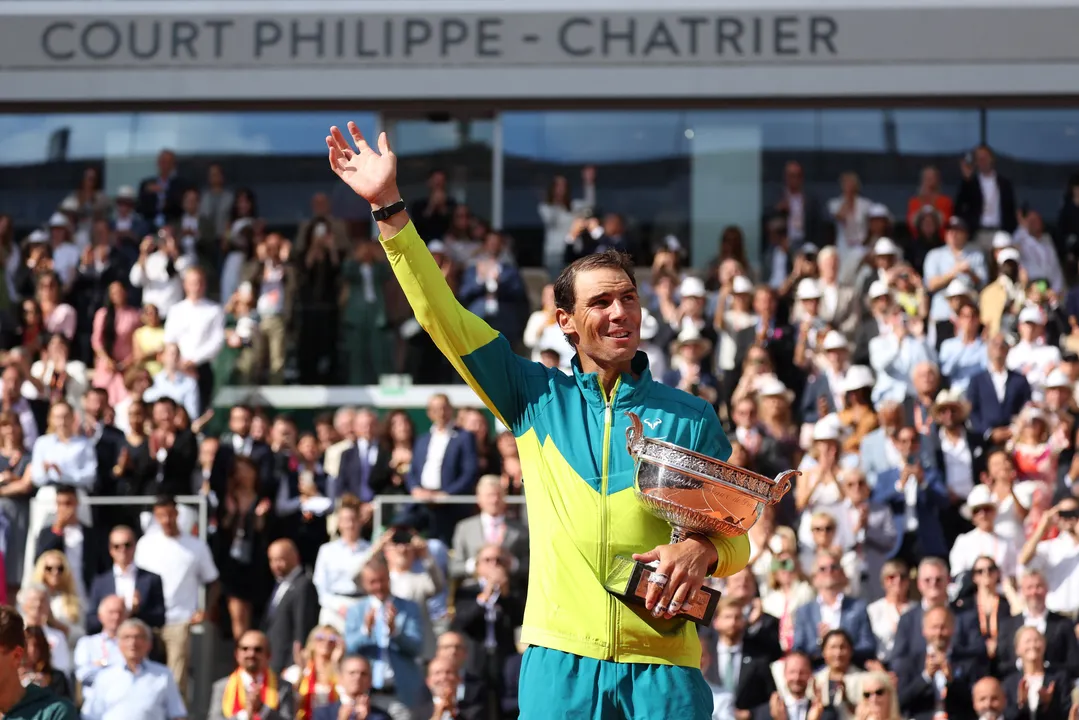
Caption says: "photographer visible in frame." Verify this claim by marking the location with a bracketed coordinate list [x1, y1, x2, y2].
[564, 210, 629, 264]
[129, 228, 192, 319]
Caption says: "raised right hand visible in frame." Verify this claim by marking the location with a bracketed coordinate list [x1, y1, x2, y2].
[327, 123, 400, 208]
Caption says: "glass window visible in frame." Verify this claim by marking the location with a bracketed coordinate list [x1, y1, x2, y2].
[0, 111, 377, 227]
[987, 109, 1079, 219]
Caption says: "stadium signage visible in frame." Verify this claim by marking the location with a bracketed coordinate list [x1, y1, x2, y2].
[29, 13, 839, 66]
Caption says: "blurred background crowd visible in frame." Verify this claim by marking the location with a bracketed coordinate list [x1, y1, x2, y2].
[1, 137, 1079, 720]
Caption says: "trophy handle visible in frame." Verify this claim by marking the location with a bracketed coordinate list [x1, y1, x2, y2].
[625, 411, 645, 456]
[768, 470, 799, 505]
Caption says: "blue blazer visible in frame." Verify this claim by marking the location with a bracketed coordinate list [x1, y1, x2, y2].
[406, 427, 478, 496]
[313, 701, 391, 720]
[85, 567, 166, 634]
[872, 466, 950, 559]
[887, 604, 982, 666]
[457, 264, 526, 341]
[792, 596, 877, 666]
[966, 370, 1031, 439]
[343, 595, 425, 703]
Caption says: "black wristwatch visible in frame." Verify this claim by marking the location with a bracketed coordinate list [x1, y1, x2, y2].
[371, 199, 406, 222]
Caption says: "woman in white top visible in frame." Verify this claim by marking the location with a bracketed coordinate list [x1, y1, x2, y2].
[852, 671, 902, 720]
[796, 425, 845, 551]
[827, 172, 874, 282]
[865, 559, 913, 663]
[1005, 626, 1068, 716]
[522, 284, 574, 367]
[32, 550, 84, 648]
[713, 275, 758, 378]
[537, 167, 596, 279]
[760, 546, 815, 654]
[985, 448, 1035, 546]
[25, 334, 89, 409]
[383, 531, 445, 660]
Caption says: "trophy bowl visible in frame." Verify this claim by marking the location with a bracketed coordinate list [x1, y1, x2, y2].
[603, 411, 797, 625]
[626, 411, 796, 542]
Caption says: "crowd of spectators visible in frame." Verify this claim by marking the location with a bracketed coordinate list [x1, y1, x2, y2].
[1, 141, 1079, 720]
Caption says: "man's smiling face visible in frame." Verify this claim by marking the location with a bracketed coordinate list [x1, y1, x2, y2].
[557, 267, 641, 372]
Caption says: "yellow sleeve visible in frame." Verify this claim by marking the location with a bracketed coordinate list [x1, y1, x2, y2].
[711, 532, 750, 579]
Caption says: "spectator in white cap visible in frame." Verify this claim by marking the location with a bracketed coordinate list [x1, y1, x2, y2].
[837, 365, 880, 459]
[795, 420, 845, 547]
[801, 331, 851, 428]
[815, 246, 858, 335]
[713, 276, 757, 382]
[925, 388, 982, 543]
[827, 172, 874, 281]
[854, 236, 902, 299]
[1012, 210, 1064, 293]
[924, 214, 988, 323]
[868, 301, 936, 404]
[636, 308, 667, 380]
[46, 213, 80, 289]
[752, 374, 800, 483]
[951, 484, 1017, 584]
[1008, 306, 1061, 401]
[792, 279, 828, 371]
[938, 295, 987, 393]
[979, 247, 1026, 338]
[929, 277, 976, 351]
[853, 280, 893, 366]
[111, 185, 149, 246]
[1042, 370, 1079, 449]
[865, 204, 893, 250]
[662, 325, 719, 406]
[657, 276, 717, 370]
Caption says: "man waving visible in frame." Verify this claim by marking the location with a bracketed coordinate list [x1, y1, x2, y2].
[326, 123, 748, 719]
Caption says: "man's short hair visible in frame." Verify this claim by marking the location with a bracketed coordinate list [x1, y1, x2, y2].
[54, 484, 77, 500]
[918, 557, 949, 575]
[119, 618, 152, 642]
[338, 494, 362, 513]
[153, 495, 177, 510]
[0, 606, 26, 651]
[716, 597, 745, 614]
[16, 584, 48, 610]
[476, 475, 502, 493]
[553, 250, 637, 314]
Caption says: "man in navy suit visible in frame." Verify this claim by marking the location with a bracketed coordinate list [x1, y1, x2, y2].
[871, 426, 950, 564]
[406, 394, 478, 544]
[887, 558, 977, 664]
[895, 606, 986, 720]
[86, 525, 166, 634]
[210, 405, 275, 499]
[335, 408, 391, 503]
[793, 549, 878, 667]
[966, 333, 1031, 445]
[312, 655, 391, 720]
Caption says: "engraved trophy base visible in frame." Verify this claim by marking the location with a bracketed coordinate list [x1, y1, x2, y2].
[603, 533, 722, 625]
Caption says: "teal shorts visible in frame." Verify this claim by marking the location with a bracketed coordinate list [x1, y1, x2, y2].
[518, 646, 714, 719]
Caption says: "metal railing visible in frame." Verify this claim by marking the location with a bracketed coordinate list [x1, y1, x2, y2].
[27, 493, 215, 718]
[370, 493, 527, 538]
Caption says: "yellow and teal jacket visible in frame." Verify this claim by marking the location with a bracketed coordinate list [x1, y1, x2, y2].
[381, 221, 750, 668]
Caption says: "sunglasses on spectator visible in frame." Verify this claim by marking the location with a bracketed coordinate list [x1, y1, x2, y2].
[863, 688, 887, 699]
[972, 506, 994, 515]
[111, 541, 132, 550]
[973, 566, 999, 575]
[771, 558, 795, 572]
[1058, 509, 1079, 519]
[883, 573, 903, 582]
[480, 556, 504, 565]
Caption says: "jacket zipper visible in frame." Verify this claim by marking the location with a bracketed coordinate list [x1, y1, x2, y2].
[600, 377, 621, 660]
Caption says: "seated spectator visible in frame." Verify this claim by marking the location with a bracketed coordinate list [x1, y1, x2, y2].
[311, 655, 392, 720]
[344, 558, 424, 713]
[450, 475, 529, 588]
[721, 569, 783, 663]
[850, 671, 900, 720]
[871, 426, 948, 565]
[700, 598, 776, 719]
[406, 394, 479, 545]
[263, 539, 319, 675]
[209, 629, 296, 720]
[813, 629, 865, 718]
[866, 559, 914, 663]
[87, 525, 165, 635]
[419, 654, 487, 720]
[30, 550, 83, 648]
[1001, 627, 1071, 719]
[90, 281, 141, 408]
[950, 485, 1017, 585]
[997, 570, 1079, 683]
[760, 547, 814, 654]
[21, 625, 71, 699]
[17, 584, 71, 675]
[792, 549, 877, 668]
[953, 555, 1009, 668]
[1019, 497, 1079, 618]
[131, 304, 166, 376]
[887, 558, 957, 664]
[281, 625, 343, 720]
[971, 677, 1007, 720]
[313, 495, 371, 630]
[134, 495, 220, 696]
[749, 651, 819, 720]
[662, 326, 719, 406]
[1010, 406, 1062, 488]
[895, 606, 984, 720]
[0, 412, 33, 598]
[143, 343, 200, 421]
[73, 594, 126, 703]
[81, 618, 186, 720]
[25, 335, 87, 409]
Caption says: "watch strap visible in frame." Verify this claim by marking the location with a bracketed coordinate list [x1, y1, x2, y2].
[371, 200, 406, 222]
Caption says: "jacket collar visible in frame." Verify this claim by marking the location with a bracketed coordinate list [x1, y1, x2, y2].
[571, 351, 652, 410]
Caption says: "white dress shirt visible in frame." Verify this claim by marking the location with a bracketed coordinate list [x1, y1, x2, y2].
[30, 434, 97, 489]
[162, 297, 226, 366]
[939, 430, 975, 498]
[949, 528, 1017, 579]
[420, 428, 452, 491]
[989, 367, 1009, 404]
[1025, 532, 1079, 615]
[867, 598, 913, 661]
[313, 537, 372, 604]
[81, 660, 187, 720]
[74, 631, 124, 699]
[979, 173, 1001, 228]
[1007, 341, 1061, 401]
[129, 252, 191, 319]
[818, 593, 844, 631]
[134, 532, 219, 624]
[114, 563, 137, 610]
[710, 640, 742, 720]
